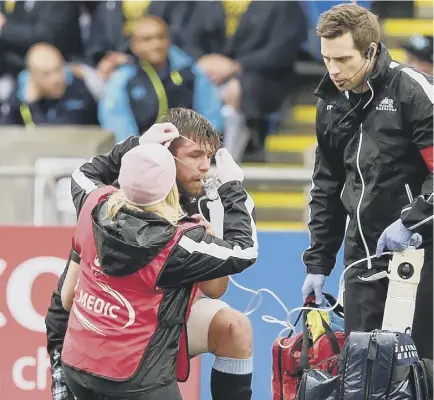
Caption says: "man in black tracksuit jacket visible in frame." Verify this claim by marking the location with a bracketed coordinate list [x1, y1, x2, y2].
[302, 4, 433, 359]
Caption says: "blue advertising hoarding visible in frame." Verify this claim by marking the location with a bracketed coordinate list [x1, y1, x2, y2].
[199, 231, 343, 399]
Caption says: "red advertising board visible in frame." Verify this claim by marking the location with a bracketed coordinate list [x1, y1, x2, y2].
[0, 227, 200, 399]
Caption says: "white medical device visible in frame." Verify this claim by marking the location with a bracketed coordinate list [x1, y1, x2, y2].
[382, 248, 425, 334]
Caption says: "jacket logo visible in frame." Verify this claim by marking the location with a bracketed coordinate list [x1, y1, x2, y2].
[73, 282, 136, 336]
[376, 97, 396, 112]
[326, 105, 334, 111]
[77, 289, 121, 318]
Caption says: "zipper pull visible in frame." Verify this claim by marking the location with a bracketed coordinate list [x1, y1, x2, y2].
[367, 332, 378, 360]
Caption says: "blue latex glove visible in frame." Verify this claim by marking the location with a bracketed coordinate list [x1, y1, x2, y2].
[302, 274, 326, 304]
[376, 219, 422, 257]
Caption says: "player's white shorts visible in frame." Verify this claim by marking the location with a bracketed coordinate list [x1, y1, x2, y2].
[187, 296, 230, 357]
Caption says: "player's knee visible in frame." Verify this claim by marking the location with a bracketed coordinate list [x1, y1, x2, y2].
[209, 308, 252, 358]
[227, 311, 252, 355]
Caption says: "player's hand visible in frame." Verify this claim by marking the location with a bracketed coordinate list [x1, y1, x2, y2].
[191, 214, 216, 236]
[215, 148, 244, 184]
[139, 123, 179, 148]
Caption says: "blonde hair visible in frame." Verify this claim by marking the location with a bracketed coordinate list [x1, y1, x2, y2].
[106, 184, 185, 226]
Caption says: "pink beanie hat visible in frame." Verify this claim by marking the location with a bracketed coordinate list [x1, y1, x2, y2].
[118, 143, 176, 207]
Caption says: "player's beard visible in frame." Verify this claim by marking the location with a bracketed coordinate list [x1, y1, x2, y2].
[177, 178, 205, 200]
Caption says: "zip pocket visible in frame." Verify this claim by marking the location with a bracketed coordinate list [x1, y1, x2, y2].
[364, 332, 378, 400]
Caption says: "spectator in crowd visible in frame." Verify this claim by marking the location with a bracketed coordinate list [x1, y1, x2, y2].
[181, 1, 307, 161]
[0, 43, 100, 127]
[98, 16, 223, 143]
[86, 1, 195, 81]
[401, 35, 433, 75]
[0, 1, 83, 78]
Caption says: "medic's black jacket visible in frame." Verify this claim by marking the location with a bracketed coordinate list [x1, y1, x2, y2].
[303, 44, 433, 276]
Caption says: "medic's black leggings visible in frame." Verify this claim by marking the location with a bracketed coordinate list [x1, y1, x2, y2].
[64, 370, 182, 400]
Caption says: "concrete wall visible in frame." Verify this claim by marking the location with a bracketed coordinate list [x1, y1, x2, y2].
[0, 126, 114, 224]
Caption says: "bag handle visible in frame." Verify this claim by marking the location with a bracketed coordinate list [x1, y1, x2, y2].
[318, 312, 341, 355]
[395, 361, 430, 400]
[278, 302, 311, 399]
[284, 296, 315, 340]
[284, 309, 304, 338]
[412, 363, 424, 400]
[299, 311, 311, 371]
[414, 360, 430, 400]
[285, 298, 316, 376]
[298, 309, 342, 372]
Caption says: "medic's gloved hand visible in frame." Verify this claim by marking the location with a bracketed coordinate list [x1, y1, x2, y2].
[376, 218, 422, 257]
[216, 148, 244, 184]
[139, 123, 179, 147]
[302, 274, 326, 305]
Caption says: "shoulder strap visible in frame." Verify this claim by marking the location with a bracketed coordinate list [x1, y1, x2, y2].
[77, 186, 116, 226]
[74, 186, 117, 253]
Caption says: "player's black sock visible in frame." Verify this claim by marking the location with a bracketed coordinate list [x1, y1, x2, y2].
[210, 356, 253, 400]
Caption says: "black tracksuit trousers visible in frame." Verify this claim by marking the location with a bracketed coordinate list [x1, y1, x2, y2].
[344, 246, 433, 359]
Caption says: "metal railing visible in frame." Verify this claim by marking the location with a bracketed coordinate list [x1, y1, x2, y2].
[0, 163, 314, 226]
[0, 126, 316, 225]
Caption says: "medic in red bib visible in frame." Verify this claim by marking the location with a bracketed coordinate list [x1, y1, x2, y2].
[60, 143, 258, 400]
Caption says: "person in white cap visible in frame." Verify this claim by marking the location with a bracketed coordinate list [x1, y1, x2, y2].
[59, 142, 257, 400]
[47, 108, 258, 400]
